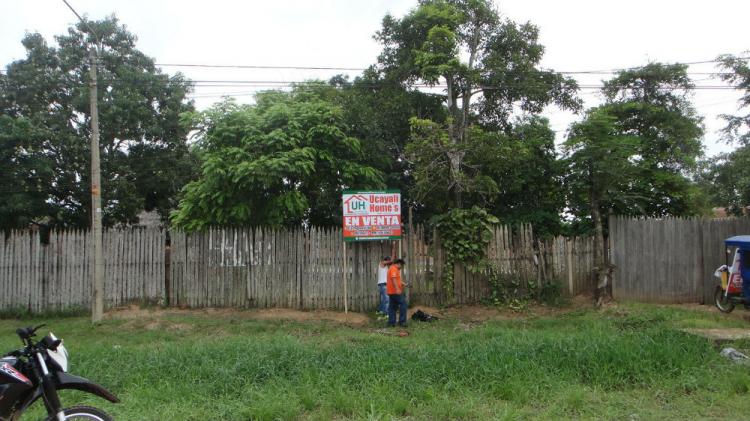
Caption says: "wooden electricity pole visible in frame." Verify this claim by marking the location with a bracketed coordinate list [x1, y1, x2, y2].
[60, 0, 104, 323]
[89, 47, 104, 323]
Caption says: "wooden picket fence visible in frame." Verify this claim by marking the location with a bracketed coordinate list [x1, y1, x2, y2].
[168, 224, 594, 310]
[0, 224, 595, 313]
[0, 229, 165, 313]
[5, 215, 747, 313]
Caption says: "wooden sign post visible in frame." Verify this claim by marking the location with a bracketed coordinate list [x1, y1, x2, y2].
[343, 241, 348, 313]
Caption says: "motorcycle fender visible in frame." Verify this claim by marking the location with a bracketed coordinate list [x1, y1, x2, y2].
[55, 372, 120, 403]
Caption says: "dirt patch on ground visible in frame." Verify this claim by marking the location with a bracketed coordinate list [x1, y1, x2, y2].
[106, 305, 370, 326]
[106, 296, 750, 330]
[409, 295, 589, 323]
[105, 296, 593, 328]
[683, 328, 750, 341]
[237, 308, 370, 326]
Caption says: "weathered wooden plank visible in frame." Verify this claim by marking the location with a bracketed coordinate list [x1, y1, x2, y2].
[307, 228, 314, 309]
[15, 218, 750, 313]
[0, 234, 6, 310]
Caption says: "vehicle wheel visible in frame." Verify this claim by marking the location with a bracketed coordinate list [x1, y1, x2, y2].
[45, 406, 114, 421]
[715, 287, 736, 313]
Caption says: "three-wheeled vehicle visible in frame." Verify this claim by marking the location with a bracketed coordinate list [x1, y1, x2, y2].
[714, 236, 750, 313]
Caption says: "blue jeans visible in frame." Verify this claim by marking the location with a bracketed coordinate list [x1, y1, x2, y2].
[378, 284, 389, 313]
[388, 294, 407, 326]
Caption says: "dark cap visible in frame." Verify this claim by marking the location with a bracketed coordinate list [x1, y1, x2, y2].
[382, 256, 392, 261]
[394, 258, 405, 265]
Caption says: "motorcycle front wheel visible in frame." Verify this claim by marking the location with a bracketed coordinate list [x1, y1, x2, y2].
[715, 286, 736, 313]
[45, 406, 114, 421]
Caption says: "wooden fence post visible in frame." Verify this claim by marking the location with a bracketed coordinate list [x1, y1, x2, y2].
[343, 240, 348, 313]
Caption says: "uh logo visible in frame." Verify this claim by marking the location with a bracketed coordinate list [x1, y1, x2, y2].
[344, 194, 369, 215]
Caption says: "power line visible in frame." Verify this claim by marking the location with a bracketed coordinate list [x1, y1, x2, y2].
[186, 82, 739, 91]
[0, 65, 734, 77]
[156, 63, 368, 71]
[2, 80, 741, 93]
[154, 56, 750, 75]
[559, 56, 750, 74]
[5, 55, 748, 81]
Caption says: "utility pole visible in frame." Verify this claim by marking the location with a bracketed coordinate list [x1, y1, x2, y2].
[89, 47, 104, 323]
[62, 0, 105, 323]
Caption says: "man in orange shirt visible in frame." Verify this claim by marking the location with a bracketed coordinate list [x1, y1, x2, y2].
[387, 258, 407, 327]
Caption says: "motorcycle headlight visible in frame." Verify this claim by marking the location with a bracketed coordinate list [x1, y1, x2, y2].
[46, 333, 68, 372]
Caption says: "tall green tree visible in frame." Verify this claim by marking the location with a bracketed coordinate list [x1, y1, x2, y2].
[699, 148, 750, 215]
[329, 72, 447, 212]
[598, 63, 705, 218]
[700, 54, 750, 213]
[0, 115, 55, 231]
[171, 88, 384, 230]
[0, 17, 195, 229]
[564, 108, 639, 305]
[375, 0, 580, 209]
[717, 53, 750, 145]
[406, 115, 565, 235]
[486, 117, 566, 237]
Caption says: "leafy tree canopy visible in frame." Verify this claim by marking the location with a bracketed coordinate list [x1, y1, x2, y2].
[328, 72, 447, 210]
[0, 16, 195, 230]
[566, 63, 706, 226]
[171, 87, 384, 230]
[564, 107, 640, 219]
[375, 0, 579, 223]
[700, 54, 750, 213]
[717, 53, 750, 145]
[406, 116, 565, 236]
[564, 107, 641, 300]
[700, 147, 750, 215]
[376, 0, 580, 129]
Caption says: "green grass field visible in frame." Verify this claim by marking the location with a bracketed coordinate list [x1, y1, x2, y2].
[3, 303, 750, 421]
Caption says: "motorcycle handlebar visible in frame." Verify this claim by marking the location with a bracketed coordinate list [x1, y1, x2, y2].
[19, 324, 45, 338]
[3, 349, 22, 358]
[15, 324, 46, 341]
[16, 328, 32, 340]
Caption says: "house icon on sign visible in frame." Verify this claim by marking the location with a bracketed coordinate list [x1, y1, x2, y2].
[343, 194, 369, 214]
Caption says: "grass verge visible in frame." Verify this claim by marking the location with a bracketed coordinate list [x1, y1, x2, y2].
[1, 303, 748, 420]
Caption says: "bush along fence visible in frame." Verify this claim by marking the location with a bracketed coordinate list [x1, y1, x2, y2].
[0, 225, 594, 313]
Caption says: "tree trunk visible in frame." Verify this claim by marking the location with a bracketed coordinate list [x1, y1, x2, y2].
[448, 151, 463, 207]
[445, 76, 463, 208]
[590, 190, 611, 308]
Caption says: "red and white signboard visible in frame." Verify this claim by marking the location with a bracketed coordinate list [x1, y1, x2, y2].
[342, 190, 401, 241]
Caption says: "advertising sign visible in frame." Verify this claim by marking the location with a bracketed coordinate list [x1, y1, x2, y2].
[342, 190, 401, 241]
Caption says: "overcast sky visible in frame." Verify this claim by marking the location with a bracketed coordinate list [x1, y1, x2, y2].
[1, 0, 748, 156]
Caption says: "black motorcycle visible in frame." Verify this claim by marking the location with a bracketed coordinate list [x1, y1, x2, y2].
[0, 325, 118, 421]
